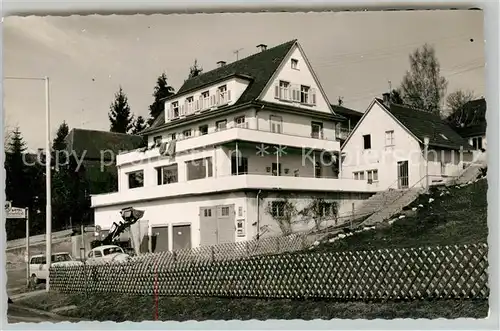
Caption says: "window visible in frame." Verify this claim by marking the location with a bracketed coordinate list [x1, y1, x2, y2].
[311, 121, 323, 139]
[186, 157, 213, 181]
[319, 203, 333, 217]
[236, 219, 246, 237]
[156, 164, 178, 185]
[231, 156, 248, 175]
[216, 119, 227, 131]
[363, 134, 371, 149]
[128, 170, 144, 189]
[315, 162, 322, 178]
[199, 125, 208, 135]
[277, 80, 290, 100]
[186, 96, 195, 113]
[367, 170, 378, 183]
[204, 208, 212, 217]
[183, 129, 192, 138]
[472, 136, 483, 150]
[272, 163, 282, 176]
[153, 136, 162, 147]
[270, 115, 283, 133]
[271, 201, 285, 218]
[94, 250, 103, 258]
[170, 133, 177, 141]
[291, 58, 299, 69]
[172, 101, 179, 118]
[354, 171, 365, 180]
[235, 115, 246, 128]
[220, 206, 230, 217]
[385, 130, 394, 146]
[201, 91, 210, 109]
[238, 207, 243, 217]
[218, 85, 229, 104]
[300, 85, 310, 104]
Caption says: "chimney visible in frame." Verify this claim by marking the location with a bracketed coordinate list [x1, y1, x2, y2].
[382, 92, 391, 106]
[216, 61, 226, 68]
[256, 44, 267, 52]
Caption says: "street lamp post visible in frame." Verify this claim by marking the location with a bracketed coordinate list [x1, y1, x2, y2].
[4, 76, 52, 291]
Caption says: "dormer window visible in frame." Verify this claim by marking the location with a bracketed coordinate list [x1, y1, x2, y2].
[218, 85, 231, 105]
[201, 91, 210, 110]
[186, 96, 195, 114]
[300, 85, 310, 104]
[291, 58, 299, 70]
[172, 101, 179, 118]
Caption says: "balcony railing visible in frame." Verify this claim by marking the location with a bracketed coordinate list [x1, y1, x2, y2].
[168, 90, 233, 120]
[336, 127, 351, 140]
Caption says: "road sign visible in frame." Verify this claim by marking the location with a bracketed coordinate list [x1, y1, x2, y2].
[6, 207, 26, 219]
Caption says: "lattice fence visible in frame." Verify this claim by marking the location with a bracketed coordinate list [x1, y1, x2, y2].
[50, 242, 488, 301]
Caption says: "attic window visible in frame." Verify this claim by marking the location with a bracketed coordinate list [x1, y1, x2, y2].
[153, 136, 162, 147]
[439, 133, 448, 140]
[291, 58, 299, 70]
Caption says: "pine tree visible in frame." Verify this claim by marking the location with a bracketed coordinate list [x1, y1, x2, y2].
[147, 73, 175, 126]
[109, 87, 134, 133]
[188, 59, 203, 79]
[52, 121, 69, 167]
[131, 116, 147, 134]
[399, 44, 448, 114]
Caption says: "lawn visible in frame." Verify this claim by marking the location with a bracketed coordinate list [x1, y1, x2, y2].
[311, 178, 488, 253]
[20, 292, 488, 321]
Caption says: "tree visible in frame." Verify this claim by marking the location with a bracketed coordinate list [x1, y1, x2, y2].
[445, 89, 476, 126]
[131, 116, 147, 134]
[399, 44, 448, 114]
[52, 121, 69, 166]
[109, 87, 134, 134]
[390, 89, 404, 104]
[188, 59, 203, 79]
[147, 73, 175, 126]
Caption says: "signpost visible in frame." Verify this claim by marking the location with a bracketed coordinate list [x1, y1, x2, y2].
[5, 202, 30, 286]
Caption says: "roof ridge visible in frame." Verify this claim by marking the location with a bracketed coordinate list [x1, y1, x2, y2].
[180, 39, 297, 88]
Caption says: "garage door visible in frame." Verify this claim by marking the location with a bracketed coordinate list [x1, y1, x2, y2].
[151, 226, 169, 252]
[172, 225, 191, 251]
[217, 205, 235, 244]
[199, 207, 217, 247]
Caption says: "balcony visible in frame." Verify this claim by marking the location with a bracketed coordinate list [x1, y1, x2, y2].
[117, 125, 341, 166]
[168, 90, 232, 121]
[274, 83, 317, 106]
[336, 127, 352, 140]
[91, 174, 379, 208]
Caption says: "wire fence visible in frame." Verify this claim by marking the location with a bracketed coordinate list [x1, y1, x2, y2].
[50, 242, 488, 301]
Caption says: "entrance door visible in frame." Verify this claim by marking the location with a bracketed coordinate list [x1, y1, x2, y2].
[172, 225, 191, 251]
[199, 207, 217, 247]
[217, 205, 235, 244]
[151, 226, 169, 252]
[397, 160, 409, 189]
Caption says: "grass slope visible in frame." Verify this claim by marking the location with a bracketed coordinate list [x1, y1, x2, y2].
[312, 178, 488, 253]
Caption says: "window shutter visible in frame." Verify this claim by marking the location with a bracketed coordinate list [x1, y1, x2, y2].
[275, 85, 279, 99]
[294, 87, 300, 102]
[169, 104, 174, 119]
[199, 95, 204, 109]
[227, 89, 231, 102]
[311, 89, 316, 105]
[180, 104, 185, 116]
[195, 99, 199, 111]
[211, 95, 216, 106]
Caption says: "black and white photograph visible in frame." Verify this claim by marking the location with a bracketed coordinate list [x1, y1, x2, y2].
[3, 8, 489, 323]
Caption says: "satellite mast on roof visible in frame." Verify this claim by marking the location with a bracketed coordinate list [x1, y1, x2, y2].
[233, 48, 243, 61]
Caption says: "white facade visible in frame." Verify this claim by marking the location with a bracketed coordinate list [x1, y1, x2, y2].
[91, 41, 377, 250]
[341, 100, 474, 190]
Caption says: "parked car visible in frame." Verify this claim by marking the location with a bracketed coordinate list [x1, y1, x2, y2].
[86, 245, 131, 264]
[29, 252, 83, 284]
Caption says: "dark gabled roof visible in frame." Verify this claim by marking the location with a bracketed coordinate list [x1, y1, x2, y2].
[176, 39, 296, 102]
[65, 129, 145, 160]
[383, 102, 472, 150]
[455, 123, 487, 137]
[331, 105, 362, 120]
[144, 39, 298, 134]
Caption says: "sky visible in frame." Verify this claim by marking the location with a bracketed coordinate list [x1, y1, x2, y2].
[3, 10, 485, 150]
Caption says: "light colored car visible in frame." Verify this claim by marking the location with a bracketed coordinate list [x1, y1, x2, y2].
[86, 245, 131, 264]
[29, 252, 83, 283]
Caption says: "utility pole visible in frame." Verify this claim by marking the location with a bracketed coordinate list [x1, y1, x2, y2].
[233, 48, 243, 61]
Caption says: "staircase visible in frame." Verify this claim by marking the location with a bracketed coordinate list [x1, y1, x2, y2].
[351, 189, 407, 220]
[447, 163, 486, 186]
[361, 187, 423, 226]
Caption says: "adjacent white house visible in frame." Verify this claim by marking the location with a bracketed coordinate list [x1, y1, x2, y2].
[341, 95, 475, 190]
[91, 40, 376, 251]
